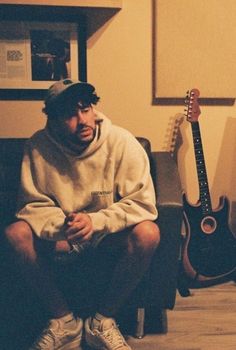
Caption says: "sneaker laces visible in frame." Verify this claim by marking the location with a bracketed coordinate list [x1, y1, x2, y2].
[100, 324, 129, 350]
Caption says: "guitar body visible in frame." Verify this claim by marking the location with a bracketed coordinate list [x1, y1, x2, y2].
[183, 194, 236, 282]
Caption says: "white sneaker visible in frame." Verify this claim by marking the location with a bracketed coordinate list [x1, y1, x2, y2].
[29, 316, 83, 350]
[85, 316, 132, 350]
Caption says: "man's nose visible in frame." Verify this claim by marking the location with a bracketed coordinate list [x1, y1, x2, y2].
[76, 110, 86, 124]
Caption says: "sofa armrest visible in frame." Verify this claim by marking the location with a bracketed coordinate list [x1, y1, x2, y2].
[151, 152, 183, 208]
[147, 151, 183, 310]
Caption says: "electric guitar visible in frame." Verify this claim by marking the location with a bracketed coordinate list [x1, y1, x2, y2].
[163, 114, 184, 162]
[182, 88, 236, 284]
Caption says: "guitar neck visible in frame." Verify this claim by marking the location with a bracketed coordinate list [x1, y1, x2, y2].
[191, 121, 212, 214]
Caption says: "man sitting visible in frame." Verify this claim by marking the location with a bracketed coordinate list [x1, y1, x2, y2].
[4, 79, 160, 350]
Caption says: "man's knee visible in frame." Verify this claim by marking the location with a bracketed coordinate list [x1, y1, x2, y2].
[4, 220, 33, 252]
[129, 220, 160, 253]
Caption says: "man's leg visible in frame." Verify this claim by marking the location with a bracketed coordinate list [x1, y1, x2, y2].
[85, 220, 160, 350]
[99, 220, 160, 316]
[4, 220, 83, 349]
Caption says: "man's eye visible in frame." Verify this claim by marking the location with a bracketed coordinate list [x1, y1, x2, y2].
[81, 108, 90, 113]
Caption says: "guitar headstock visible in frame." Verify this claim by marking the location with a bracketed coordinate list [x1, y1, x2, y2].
[185, 88, 201, 123]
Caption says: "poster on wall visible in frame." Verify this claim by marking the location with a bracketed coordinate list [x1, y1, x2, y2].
[153, 0, 236, 105]
[0, 21, 79, 90]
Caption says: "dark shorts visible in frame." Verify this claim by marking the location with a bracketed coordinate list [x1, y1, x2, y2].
[35, 228, 131, 265]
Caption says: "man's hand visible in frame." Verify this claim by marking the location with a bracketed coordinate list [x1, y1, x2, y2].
[64, 212, 94, 245]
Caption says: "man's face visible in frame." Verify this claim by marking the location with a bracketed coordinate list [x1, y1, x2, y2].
[49, 102, 96, 147]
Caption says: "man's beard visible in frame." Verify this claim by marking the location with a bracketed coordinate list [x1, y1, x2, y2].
[72, 125, 96, 144]
[64, 126, 96, 152]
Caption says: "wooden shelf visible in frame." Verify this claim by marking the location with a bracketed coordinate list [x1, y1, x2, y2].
[0, 0, 122, 8]
[0, 1, 122, 38]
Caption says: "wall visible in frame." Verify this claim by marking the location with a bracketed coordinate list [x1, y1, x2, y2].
[86, 0, 236, 213]
[1, 0, 236, 220]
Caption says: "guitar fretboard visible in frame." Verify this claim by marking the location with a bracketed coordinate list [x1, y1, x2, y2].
[191, 122, 212, 215]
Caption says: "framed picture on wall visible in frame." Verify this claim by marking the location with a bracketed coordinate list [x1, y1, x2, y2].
[0, 21, 79, 89]
[152, 0, 235, 105]
[0, 17, 87, 100]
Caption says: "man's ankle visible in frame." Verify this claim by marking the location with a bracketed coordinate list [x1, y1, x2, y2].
[51, 312, 79, 329]
[91, 312, 105, 328]
[91, 312, 111, 329]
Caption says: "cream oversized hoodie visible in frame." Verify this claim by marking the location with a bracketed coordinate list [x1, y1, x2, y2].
[16, 112, 158, 241]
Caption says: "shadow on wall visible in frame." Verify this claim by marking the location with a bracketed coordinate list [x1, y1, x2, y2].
[211, 117, 236, 235]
